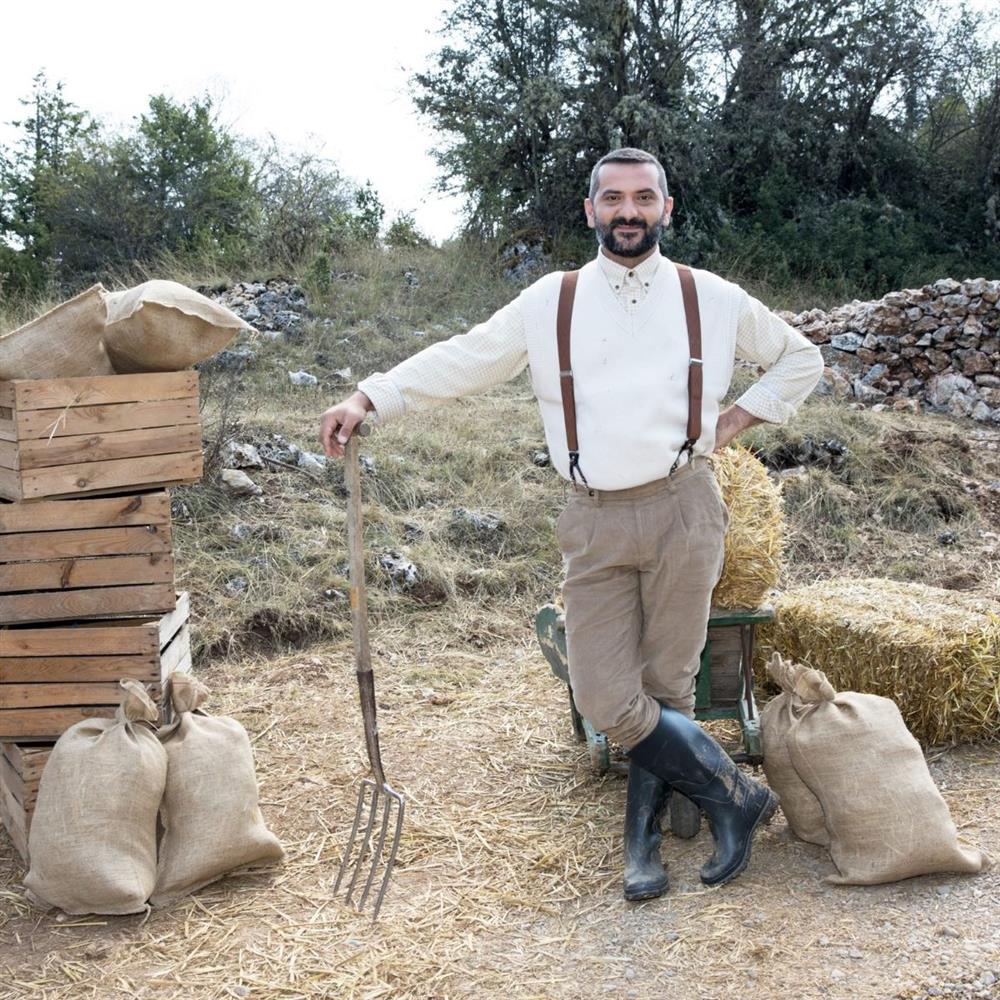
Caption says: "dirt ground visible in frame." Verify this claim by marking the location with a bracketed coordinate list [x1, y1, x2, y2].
[0, 619, 996, 1000]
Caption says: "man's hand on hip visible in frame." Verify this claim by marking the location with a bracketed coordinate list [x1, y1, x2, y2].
[320, 390, 374, 459]
[714, 404, 761, 452]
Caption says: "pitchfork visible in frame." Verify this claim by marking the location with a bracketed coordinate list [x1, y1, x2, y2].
[333, 424, 405, 921]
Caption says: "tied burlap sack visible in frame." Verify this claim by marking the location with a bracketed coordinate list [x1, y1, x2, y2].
[760, 653, 830, 846]
[776, 654, 988, 885]
[24, 680, 165, 915]
[151, 673, 284, 905]
[0, 284, 115, 379]
[102, 280, 249, 374]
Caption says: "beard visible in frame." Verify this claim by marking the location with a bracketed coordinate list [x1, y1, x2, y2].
[595, 215, 664, 258]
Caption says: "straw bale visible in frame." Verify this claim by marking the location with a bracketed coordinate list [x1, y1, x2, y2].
[757, 577, 1000, 745]
[711, 445, 785, 610]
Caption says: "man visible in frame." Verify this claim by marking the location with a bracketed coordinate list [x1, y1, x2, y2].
[320, 148, 823, 901]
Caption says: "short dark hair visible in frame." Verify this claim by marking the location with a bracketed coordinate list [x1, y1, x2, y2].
[589, 148, 669, 202]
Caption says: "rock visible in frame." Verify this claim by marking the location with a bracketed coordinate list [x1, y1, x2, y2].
[289, 370, 318, 386]
[973, 400, 993, 422]
[297, 450, 327, 474]
[332, 367, 353, 380]
[949, 392, 976, 417]
[936, 925, 961, 939]
[853, 378, 887, 404]
[938, 530, 958, 546]
[927, 373, 976, 407]
[861, 363, 889, 386]
[230, 523, 252, 541]
[171, 498, 192, 523]
[975, 374, 1000, 387]
[831, 332, 864, 352]
[378, 551, 420, 588]
[201, 345, 257, 373]
[221, 469, 263, 497]
[411, 330, 427, 338]
[258, 434, 301, 465]
[532, 450, 551, 467]
[226, 576, 249, 594]
[892, 398, 921, 414]
[360, 455, 376, 475]
[402, 522, 424, 540]
[221, 441, 264, 470]
[452, 508, 505, 535]
[963, 351, 993, 376]
[813, 367, 852, 399]
[830, 969, 845, 982]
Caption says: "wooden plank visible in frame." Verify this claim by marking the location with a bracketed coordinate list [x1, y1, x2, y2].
[0, 583, 176, 626]
[159, 592, 190, 650]
[0, 439, 16, 471]
[0, 553, 173, 595]
[2, 744, 51, 783]
[0, 404, 16, 444]
[0, 491, 170, 534]
[0, 654, 158, 683]
[12, 371, 198, 411]
[0, 770, 29, 863]
[0, 753, 24, 806]
[159, 626, 191, 679]
[0, 683, 132, 710]
[17, 397, 198, 440]
[0, 384, 14, 408]
[0, 620, 159, 657]
[0, 705, 116, 740]
[17, 425, 202, 471]
[19, 451, 202, 500]
[0, 524, 171, 563]
[0, 467, 22, 502]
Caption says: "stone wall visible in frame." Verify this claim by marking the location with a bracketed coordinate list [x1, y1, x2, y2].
[781, 277, 1000, 422]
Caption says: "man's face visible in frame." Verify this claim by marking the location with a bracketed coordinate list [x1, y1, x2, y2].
[584, 162, 673, 260]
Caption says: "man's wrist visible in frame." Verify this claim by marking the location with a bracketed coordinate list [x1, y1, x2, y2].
[352, 390, 374, 413]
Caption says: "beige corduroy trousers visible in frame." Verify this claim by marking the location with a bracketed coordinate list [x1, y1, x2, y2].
[555, 457, 729, 749]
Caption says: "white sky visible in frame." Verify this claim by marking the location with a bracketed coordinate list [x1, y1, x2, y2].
[0, 0, 464, 242]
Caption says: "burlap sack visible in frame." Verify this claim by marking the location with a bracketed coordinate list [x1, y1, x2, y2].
[24, 680, 166, 915]
[151, 673, 284, 905]
[0, 284, 115, 379]
[760, 653, 830, 846]
[102, 280, 249, 373]
[781, 660, 988, 885]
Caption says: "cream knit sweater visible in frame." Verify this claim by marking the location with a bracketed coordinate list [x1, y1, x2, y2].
[358, 249, 823, 490]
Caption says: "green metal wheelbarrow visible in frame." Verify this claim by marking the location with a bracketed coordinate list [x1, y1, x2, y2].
[536, 603, 774, 837]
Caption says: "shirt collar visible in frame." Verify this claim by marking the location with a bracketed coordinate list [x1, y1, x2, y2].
[597, 246, 663, 288]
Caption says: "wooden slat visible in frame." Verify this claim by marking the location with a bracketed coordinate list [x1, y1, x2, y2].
[0, 683, 132, 709]
[0, 770, 29, 863]
[19, 451, 202, 500]
[0, 753, 24, 805]
[0, 439, 15, 470]
[17, 425, 202, 470]
[0, 384, 14, 408]
[17, 397, 198, 440]
[2, 744, 51, 783]
[0, 654, 158, 683]
[0, 583, 176, 626]
[0, 491, 169, 534]
[12, 371, 197, 411]
[0, 468, 21, 502]
[0, 705, 116, 741]
[0, 523, 171, 563]
[0, 553, 173, 596]
[159, 626, 191, 679]
[0, 404, 17, 444]
[159, 592, 191, 650]
[0, 620, 159, 657]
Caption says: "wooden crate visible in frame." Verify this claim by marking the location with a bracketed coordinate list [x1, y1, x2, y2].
[0, 742, 51, 863]
[0, 491, 175, 625]
[0, 592, 191, 741]
[0, 371, 202, 501]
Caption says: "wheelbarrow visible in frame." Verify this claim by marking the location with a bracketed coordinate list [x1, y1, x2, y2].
[536, 603, 774, 837]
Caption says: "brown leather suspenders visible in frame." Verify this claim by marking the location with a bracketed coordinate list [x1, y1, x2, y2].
[556, 262, 703, 486]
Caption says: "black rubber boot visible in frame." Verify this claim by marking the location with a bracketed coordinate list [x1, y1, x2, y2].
[628, 705, 778, 886]
[622, 761, 671, 900]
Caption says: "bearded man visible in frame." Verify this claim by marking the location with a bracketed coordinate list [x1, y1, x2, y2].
[320, 147, 823, 900]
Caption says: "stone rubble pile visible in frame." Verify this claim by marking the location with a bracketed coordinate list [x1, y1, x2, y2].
[783, 277, 1000, 422]
[206, 279, 311, 340]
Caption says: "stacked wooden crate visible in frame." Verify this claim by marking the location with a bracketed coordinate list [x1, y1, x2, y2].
[0, 371, 203, 862]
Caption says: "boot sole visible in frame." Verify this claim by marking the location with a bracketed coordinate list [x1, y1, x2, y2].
[700, 790, 779, 887]
[624, 879, 669, 902]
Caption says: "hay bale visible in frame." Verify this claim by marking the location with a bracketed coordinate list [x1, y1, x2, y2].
[757, 578, 1000, 745]
[711, 445, 785, 610]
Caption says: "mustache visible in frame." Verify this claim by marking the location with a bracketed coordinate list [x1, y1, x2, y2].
[610, 217, 648, 229]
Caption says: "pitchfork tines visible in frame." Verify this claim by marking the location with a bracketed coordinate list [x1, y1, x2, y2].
[334, 426, 405, 921]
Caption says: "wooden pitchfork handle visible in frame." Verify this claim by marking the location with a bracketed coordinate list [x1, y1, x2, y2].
[343, 423, 386, 785]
